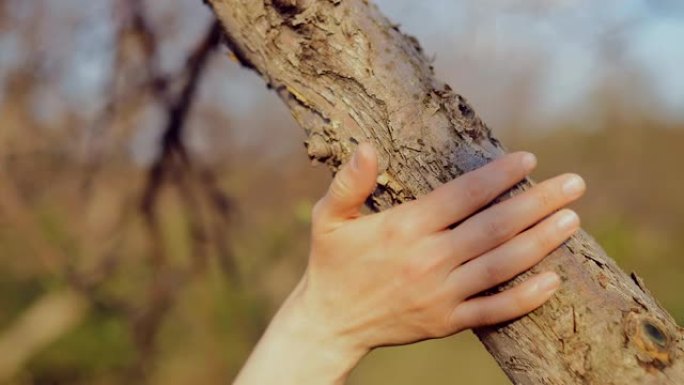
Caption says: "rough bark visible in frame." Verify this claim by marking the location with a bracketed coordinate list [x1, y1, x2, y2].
[205, 0, 684, 383]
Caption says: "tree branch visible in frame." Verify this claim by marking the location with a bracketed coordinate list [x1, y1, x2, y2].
[205, 1, 684, 384]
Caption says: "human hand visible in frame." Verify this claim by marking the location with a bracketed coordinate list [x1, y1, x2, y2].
[235, 143, 586, 385]
[284, 143, 585, 355]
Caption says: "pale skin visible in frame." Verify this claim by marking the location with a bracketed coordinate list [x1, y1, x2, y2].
[234, 143, 587, 385]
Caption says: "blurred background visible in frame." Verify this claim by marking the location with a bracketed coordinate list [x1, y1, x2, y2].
[0, 0, 683, 384]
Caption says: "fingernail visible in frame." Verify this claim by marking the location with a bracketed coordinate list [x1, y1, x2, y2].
[562, 175, 586, 197]
[538, 273, 561, 294]
[521, 152, 537, 171]
[556, 210, 579, 231]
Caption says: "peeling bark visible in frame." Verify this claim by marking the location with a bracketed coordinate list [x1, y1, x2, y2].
[205, 0, 684, 383]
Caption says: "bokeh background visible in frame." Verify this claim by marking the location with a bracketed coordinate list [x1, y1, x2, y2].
[1, 0, 683, 384]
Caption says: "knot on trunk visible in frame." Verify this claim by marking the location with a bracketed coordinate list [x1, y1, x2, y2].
[625, 312, 674, 371]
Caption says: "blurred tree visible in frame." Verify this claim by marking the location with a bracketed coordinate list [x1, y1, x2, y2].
[205, 1, 684, 384]
[0, 1, 243, 382]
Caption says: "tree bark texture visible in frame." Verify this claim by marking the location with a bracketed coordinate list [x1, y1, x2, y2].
[205, 1, 684, 383]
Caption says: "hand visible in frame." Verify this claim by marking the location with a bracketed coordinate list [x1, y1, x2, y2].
[234, 143, 586, 385]
[288, 143, 585, 351]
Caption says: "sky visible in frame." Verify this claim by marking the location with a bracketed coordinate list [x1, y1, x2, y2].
[374, 0, 684, 124]
[1, 0, 682, 132]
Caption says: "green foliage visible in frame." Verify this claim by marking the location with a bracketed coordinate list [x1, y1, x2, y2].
[26, 310, 135, 383]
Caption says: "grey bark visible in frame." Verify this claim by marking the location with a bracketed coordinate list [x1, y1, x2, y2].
[205, 0, 684, 383]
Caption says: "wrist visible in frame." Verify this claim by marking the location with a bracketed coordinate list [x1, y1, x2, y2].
[271, 286, 369, 382]
[234, 280, 368, 385]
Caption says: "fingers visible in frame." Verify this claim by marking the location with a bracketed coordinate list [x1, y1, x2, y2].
[387, 152, 537, 235]
[313, 143, 379, 228]
[442, 173, 586, 265]
[448, 272, 561, 331]
[447, 209, 579, 299]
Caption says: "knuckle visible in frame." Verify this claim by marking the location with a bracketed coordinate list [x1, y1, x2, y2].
[482, 262, 506, 285]
[497, 159, 519, 183]
[471, 306, 494, 327]
[331, 175, 353, 200]
[396, 220, 416, 238]
[382, 215, 416, 241]
[484, 218, 510, 241]
[511, 292, 529, 316]
[533, 229, 553, 251]
[534, 188, 556, 210]
[462, 176, 489, 203]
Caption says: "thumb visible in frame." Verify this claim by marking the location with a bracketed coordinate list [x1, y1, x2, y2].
[316, 142, 378, 223]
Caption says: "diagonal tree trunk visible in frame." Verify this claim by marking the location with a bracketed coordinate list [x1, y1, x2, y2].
[205, 1, 684, 383]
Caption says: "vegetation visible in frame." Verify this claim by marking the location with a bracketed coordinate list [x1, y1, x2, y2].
[0, 1, 682, 384]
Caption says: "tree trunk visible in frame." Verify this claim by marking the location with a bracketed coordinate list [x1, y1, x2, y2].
[205, 1, 684, 383]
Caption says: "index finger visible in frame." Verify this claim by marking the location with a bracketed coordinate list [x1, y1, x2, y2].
[387, 152, 537, 235]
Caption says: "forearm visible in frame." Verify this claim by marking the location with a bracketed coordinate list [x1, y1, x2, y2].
[233, 284, 367, 385]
